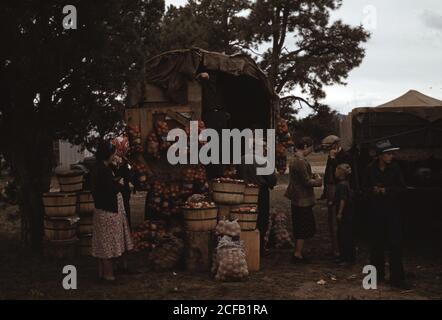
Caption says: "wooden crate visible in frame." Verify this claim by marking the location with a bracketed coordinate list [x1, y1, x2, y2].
[240, 230, 260, 272]
[217, 205, 231, 220]
[185, 230, 215, 272]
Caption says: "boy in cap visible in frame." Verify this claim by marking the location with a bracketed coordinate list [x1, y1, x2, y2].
[321, 135, 353, 259]
[334, 163, 355, 264]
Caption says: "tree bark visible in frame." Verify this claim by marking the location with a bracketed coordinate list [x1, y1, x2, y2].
[5, 137, 54, 250]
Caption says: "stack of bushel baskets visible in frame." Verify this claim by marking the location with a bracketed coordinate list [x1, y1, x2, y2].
[182, 200, 218, 272]
[43, 169, 84, 259]
[77, 191, 94, 256]
[211, 179, 260, 272]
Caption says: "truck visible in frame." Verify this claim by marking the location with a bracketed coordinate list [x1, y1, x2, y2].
[340, 89, 442, 241]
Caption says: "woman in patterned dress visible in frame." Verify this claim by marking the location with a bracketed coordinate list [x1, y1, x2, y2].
[91, 141, 134, 282]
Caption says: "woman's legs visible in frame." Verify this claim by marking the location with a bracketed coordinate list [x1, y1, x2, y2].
[97, 259, 103, 279]
[294, 239, 305, 258]
[102, 259, 115, 280]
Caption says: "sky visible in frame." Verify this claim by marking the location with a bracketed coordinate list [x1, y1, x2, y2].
[165, 0, 442, 116]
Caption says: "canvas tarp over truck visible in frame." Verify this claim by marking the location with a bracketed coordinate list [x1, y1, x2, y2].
[340, 90, 442, 161]
[127, 48, 278, 130]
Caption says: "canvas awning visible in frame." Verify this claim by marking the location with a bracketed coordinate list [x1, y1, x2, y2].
[144, 48, 276, 105]
[352, 90, 442, 122]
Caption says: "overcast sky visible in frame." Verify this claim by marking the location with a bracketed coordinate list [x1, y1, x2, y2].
[165, 0, 442, 115]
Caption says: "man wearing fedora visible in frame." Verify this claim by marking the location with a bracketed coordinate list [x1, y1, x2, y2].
[365, 140, 410, 289]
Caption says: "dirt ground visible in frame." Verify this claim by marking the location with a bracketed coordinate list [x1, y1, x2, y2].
[1, 154, 441, 300]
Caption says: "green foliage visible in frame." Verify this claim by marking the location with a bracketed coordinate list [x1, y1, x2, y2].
[160, 0, 369, 135]
[291, 104, 340, 143]
[160, 0, 251, 54]
[248, 0, 370, 100]
[0, 0, 164, 152]
[0, 0, 165, 245]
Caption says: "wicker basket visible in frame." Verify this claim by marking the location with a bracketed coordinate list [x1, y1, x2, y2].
[183, 207, 218, 231]
[44, 237, 78, 259]
[44, 216, 78, 241]
[231, 206, 258, 231]
[78, 235, 92, 256]
[78, 214, 93, 235]
[56, 169, 84, 192]
[211, 181, 245, 204]
[243, 185, 259, 204]
[78, 191, 95, 214]
[43, 192, 77, 217]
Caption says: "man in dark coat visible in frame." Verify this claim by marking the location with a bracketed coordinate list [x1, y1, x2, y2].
[238, 150, 277, 256]
[364, 140, 410, 289]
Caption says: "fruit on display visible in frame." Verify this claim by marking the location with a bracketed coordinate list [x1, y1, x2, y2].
[127, 125, 144, 154]
[180, 165, 209, 197]
[265, 209, 294, 249]
[182, 200, 216, 209]
[212, 177, 244, 184]
[146, 179, 183, 217]
[147, 235, 185, 271]
[131, 220, 168, 252]
[147, 132, 160, 159]
[212, 235, 249, 281]
[275, 119, 294, 175]
[215, 219, 241, 238]
[276, 119, 289, 135]
[230, 206, 257, 213]
[155, 120, 171, 151]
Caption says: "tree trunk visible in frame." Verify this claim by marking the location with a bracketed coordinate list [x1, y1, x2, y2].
[6, 138, 54, 250]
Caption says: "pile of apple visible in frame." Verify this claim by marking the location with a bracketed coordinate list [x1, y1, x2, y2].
[147, 235, 185, 271]
[231, 205, 257, 213]
[127, 125, 144, 155]
[146, 179, 183, 216]
[147, 132, 160, 159]
[131, 220, 167, 252]
[181, 165, 209, 198]
[275, 119, 295, 175]
[212, 177, 244, 184]
[182, 200, 216, 209]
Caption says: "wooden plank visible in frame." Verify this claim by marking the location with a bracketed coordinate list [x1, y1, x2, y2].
[185, 230, 214, 272]
[139, 107, 150, 144]
[145, 83, 168, 102]
[217, 205, 231, 220]
[240, 230, 260, 272]
[187, 80, 202, 103]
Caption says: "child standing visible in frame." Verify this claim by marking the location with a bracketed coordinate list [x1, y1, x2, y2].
[334, 163, 356, 264]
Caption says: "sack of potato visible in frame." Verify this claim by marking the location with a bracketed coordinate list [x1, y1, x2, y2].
[147, 235, 184, 271]
[265, 209, 294, 249]
[212, 235, 249, 281]
[215, 219, 241, 238]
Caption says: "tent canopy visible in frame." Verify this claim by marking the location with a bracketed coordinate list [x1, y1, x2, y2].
[352, 90, 442, 122]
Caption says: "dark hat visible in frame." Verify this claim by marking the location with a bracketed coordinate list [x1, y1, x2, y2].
[375, 140, 400, 155]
